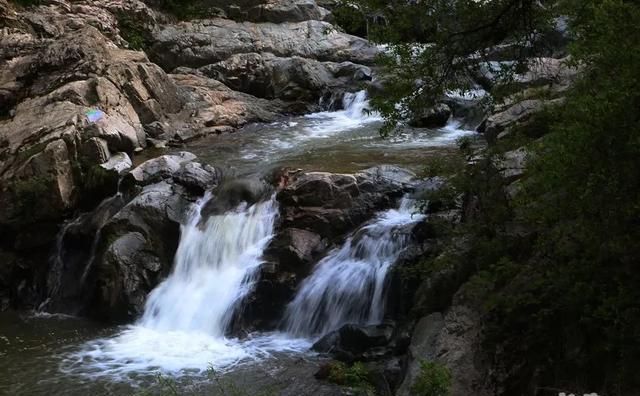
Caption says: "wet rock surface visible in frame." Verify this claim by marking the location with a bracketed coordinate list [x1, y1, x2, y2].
[0, 0, 375, 312]
[232, 166, 418, 331]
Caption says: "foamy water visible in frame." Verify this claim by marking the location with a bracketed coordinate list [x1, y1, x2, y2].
[284, 197, 425, 337]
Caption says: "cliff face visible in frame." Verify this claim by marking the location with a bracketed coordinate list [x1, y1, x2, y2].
[0, 0, 377, 311]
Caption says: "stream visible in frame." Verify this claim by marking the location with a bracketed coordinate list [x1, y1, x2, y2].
[0, 92, 476, 395]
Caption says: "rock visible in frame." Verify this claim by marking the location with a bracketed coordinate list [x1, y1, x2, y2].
[396, 313, 445, 396]
[149, 18, 378, 71]
[169, 70, 281, 141]
[480, 99, 549, 144]
[0, 23, 186, 229]
[232, 167, 416, 331]
[125, 152, 197, 187]
[201, 177, 271, 217]
[200, 53, 372, 102]
[312, 323, 395, 362]
[89, 181, 194, 321]
[494, 147, 528, 182]
[100, 152, 133, 175]
[277, 166, 415, 244]
[264, 228, 326, 273]
[144, 120, 169, 139]
[514, 57, 578, 92]
[245, 0, 330, 23]
[173, 162, 220, 194]
[397, 292, 491, 396]
[409, 103, 452, 129]
[82, 137, 111, 165]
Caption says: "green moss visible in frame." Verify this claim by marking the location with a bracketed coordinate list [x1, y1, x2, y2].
[118, 16, 151, 50]
[411, 361, 452, 396]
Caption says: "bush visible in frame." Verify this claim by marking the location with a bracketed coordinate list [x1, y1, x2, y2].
[327, 362, 375, 394]
[411, 361, 452, 396]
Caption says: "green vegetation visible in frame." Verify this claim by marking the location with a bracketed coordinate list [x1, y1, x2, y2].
[338, 0, 640, 394]
[326, 361, 375, 395]
[118, 15, 151, 50]
[411, 361, 451, 396]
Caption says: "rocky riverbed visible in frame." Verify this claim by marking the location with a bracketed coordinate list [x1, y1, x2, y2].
[0, 1, 578, 395]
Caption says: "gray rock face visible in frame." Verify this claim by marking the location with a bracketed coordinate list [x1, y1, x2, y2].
[200, 52, 372, 102]
[90, 182, 189, 321]
[397, 301, 490, 396]
[149, 18, 378, 71]
[126, 152, 197, 187]
[480, 98, 564, 144]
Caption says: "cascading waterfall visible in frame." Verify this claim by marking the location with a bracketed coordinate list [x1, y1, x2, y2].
[304, 90, 381, 137]
[65, 193, 312, 377]
[139, 192, 278, 335]
[342, 90, 370, 119]
[284, 197, 425, 337]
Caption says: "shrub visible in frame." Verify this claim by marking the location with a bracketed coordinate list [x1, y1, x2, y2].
[411, 361, 452, 396]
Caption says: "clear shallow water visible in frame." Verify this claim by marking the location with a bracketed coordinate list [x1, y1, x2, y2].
[171, 92, 476, 177]
[1, 92, 478, 394]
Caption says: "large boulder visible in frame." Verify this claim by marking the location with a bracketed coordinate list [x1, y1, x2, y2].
[236, 166, 417, 331]
[479, 98, 564, 144]
[149, 18, 378, 71]
[396, 295, 491, 396]
[200, 52, 372, 102]
[409, 103, 452, 129]
[169, 70, 282, 141]
[0, 25, 185, 232]
[36, 153, 221, 322]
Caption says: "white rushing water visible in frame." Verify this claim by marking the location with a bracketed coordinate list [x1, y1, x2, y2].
[140, 192, 276, 334]
[303, 90, 382, 137]
[284, 197, 425, 337]
[66, 194, 310, 379]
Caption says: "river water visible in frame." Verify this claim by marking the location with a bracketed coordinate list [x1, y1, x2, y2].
[0, 92, 477, 395]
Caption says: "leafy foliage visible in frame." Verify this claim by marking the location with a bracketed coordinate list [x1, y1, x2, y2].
[411, 361, 452, 396]
[327, 361, 375, 394]
[342, 0, 640, 394]
[337, 0, 558, 133]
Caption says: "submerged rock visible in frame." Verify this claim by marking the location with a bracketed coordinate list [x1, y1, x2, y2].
[312, 323, 395, 362]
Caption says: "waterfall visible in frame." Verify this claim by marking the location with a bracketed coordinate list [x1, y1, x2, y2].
[139, 193, 278, 335]
[342, 90, 369, 119]
[284, 198, 425, 337]
[304, 90, 381, 137]
[65, 193, 309, 377]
